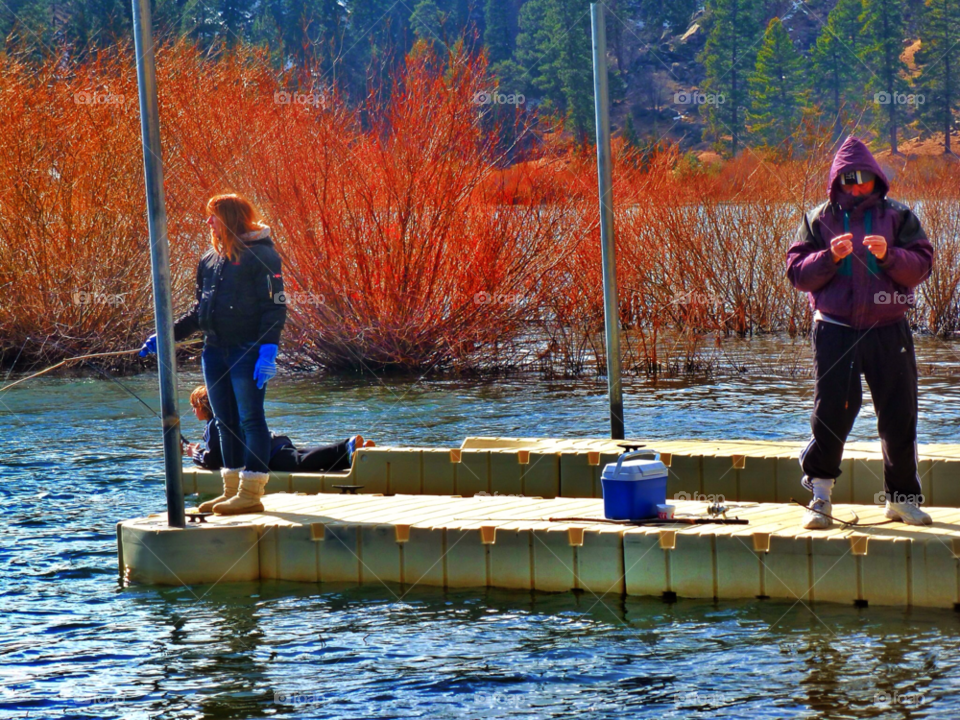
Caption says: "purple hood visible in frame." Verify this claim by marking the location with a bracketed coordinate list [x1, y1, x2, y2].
[788, 135, 933, 329]
[828, 136, 889, 205]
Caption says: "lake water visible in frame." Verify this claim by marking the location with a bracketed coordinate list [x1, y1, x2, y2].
[2, 335, 960, 718]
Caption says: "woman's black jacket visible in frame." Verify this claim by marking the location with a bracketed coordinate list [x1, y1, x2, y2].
[173, 234, 286, 347]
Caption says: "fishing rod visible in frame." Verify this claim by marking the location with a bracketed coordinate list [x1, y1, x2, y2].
[1, 339, 202, 445]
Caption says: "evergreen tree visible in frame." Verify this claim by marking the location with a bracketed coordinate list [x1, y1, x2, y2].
[918, 0, 960, 153]
[411, 0, 445, 44]
[154, 0, 192, 41]
[484, 0, 515, 63]
[622, 113, 639, 147]
[699, 0, 764, 155]
[515, 0, 562, 109]
[66, 0, 130, 48]
[515, 0, 594, 141]
[553, 0, 593, 141]
[284, 0, 347, 74]
[0, 0, 52, 52]
[810, 0, 864, 140]
[180, 0, 221, 46]
[344, 0, 412, 98]
[219, 0, 255, 44]
[859, 0, 909, 153]
[251, 0, 285, 56]
[748, 17, 804, 148]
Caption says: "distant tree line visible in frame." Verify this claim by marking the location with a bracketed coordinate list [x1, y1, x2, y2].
[702, 0, 960, 155]
[3, 0, 958, 154]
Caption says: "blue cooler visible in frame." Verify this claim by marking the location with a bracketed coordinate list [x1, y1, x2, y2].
[601, 451, 669, 521]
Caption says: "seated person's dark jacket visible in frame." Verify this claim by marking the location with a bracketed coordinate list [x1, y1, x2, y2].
[191, 420, 293, 470]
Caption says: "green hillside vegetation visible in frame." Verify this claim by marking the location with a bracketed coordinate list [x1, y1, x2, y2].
[2, 0, 956, 155]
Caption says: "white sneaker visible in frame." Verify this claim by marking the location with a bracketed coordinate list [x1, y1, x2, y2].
[885, 500, 932, 526]
[802, 497, 833, 529]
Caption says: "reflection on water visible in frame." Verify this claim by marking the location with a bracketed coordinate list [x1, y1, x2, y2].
[4, 578, 959, 719]
[2, 334, 960, 718]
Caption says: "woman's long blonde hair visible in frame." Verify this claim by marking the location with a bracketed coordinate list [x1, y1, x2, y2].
[206, 193, 263, 261]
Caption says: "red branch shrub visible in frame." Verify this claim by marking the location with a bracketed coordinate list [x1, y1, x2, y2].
[3, 41, 960, 376]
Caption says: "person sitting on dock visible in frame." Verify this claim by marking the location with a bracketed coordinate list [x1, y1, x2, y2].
[787, 136, 934, 529]
[141, 193, 286, 516]
[182, 384, 373, 475]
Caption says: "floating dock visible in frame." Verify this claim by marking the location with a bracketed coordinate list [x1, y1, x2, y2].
[118, 491, 960, 609]
[182, 437, 960, 506]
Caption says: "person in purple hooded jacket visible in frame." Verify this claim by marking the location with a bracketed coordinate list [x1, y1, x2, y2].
[787, 136, 934, 529]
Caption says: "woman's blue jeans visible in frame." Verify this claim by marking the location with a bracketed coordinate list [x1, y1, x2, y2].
[201, 342, 271, 473]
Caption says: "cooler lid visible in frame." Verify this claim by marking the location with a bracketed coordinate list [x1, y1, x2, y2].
[601, 452, 668, 480]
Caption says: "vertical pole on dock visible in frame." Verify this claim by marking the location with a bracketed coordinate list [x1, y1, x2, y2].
[591, 3, 625, 440]
[132, 0, 185, 528]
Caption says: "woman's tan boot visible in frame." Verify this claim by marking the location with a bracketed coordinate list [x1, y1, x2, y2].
[198, 467, 241, 513]
[213, 471, 269, 515]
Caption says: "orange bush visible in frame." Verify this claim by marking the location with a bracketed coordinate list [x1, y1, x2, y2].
[3, 40, 960, 377]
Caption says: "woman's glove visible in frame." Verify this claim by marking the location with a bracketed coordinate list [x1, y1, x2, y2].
[253, 343, 279, 389]
[139, 333, 158, 357]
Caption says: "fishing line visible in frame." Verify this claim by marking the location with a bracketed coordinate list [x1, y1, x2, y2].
[1, 339, 202, 445]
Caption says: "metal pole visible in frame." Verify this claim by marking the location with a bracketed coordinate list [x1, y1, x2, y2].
[132, 0, 185, 527]
[590, 3, 625, 440]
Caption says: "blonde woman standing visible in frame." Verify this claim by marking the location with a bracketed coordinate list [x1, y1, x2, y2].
[141, 193, 285, 515]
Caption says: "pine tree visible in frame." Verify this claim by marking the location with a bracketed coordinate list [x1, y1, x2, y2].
[860, 0, 909, 153]
[748, 17, 805, 148]
[699, 0, 764, 155]
[180, 0, 221, 47]
[516, 0, 594, 141]
[553, 0, 594, 141]
[219, 0, 255, 44]
[516, 0, 563, 112]
[251, 0, 285, 57]
[810, 0, 864, 140]
[66, 0, 130, 48]
[0, 0, 52, 52]
[344, 0, 412, 98]
[622, 113, 639, 147]
[283, 0, 347, 73]
[411, 0, 445, 44]
[484, 0, 515, 64]
[918, 0, 960, 153]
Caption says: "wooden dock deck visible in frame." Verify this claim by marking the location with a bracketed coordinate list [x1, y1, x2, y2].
[118, 492, 960, 609]
[181, 437, 960, 506]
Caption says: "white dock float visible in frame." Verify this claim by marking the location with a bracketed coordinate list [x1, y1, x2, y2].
[118, 493, 960, 609]
[181, 437, 960, 507]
